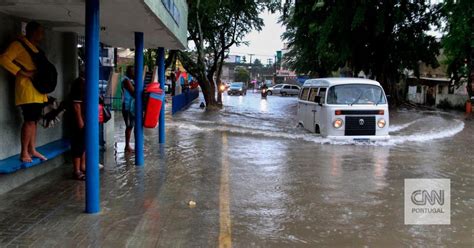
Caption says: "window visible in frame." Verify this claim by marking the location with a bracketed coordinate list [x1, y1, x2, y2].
[438, 85, 443, 94]
[283, 85, 291, 89]
[300, 88, 310, 100]
[162, 0, 180, 25]
[161, 0, 171, 9]
[327, 84, 386, 105]
[448, 84, 454, 94]
[308, 88, 319, 102]
[291, 86, 300, 90]
[230, 82, 243, 88]
[416, 85, 422, 93]
[318, 88, 327, 103]
[274, 85, 283, 89]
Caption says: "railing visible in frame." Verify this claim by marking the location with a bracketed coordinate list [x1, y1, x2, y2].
[171, 89, 199, 114]
[103, 96, 122, 111]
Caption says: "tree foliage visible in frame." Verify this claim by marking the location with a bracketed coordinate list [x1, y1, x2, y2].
[179, 0, 273, 107]
[282, 0, 441, 99]
[441, 0, 473, 97]
[234, 67, 250, 83]
[253, 58, 263, 67]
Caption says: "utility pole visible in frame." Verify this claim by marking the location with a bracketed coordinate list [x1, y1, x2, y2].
[249, 53, 254, 89]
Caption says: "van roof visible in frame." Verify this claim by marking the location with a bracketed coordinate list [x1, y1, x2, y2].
[302, 78, 381, 87]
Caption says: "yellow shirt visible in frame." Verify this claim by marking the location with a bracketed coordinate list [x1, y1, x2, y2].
[0, 36, 48, 106]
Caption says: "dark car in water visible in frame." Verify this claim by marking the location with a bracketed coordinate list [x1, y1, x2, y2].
[227, 82, 247, 96]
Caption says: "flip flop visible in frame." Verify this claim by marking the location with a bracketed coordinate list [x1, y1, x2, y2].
[31, 151, 48, 161]
[74, 171, 86, 181]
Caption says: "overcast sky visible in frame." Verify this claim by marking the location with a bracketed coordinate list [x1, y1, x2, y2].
[229, 11, 286, 65]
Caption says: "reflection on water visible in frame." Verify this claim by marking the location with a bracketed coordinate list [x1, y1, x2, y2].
[259, 99, 268, 112]
[167, 93, 472, 247]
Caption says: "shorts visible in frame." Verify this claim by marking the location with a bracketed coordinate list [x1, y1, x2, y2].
[71, 127, 85, 158]
[20, 103, 43, 122]
[122, 108, 135, 128]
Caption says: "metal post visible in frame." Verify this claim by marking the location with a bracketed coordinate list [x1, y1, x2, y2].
[157, 47, 166, 144]
[85, 0, 100, 214]
[134, 32, 144, 166]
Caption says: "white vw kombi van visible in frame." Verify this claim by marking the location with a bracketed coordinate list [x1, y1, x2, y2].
[297, 78, 389, 141]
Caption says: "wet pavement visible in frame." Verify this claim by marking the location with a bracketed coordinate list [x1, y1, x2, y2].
[0, 92, 473, 247]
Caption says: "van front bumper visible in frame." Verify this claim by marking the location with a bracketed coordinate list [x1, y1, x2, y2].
[326, 135, 390, 141]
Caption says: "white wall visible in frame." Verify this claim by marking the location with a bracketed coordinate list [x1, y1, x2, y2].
[0, 13, 77, 159]
[407, 85, 426, 104]
[435, 83, 469, 107]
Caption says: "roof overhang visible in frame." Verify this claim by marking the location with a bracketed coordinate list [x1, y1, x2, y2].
[0, 0, 188, 50]
[407, 77, 450, 86]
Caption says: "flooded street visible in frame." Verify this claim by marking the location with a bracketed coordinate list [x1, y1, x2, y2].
[163, 92, 473, 247]
[0, 92, 472, 247]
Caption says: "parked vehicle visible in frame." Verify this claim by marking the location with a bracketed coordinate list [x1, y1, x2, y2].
[267, 84, 282, 95]
[297, 78, 389, 141]
[228, 82, 247, 96]
[267, 84, 300, 96]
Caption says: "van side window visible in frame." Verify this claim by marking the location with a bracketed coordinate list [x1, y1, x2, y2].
[300, 88, 310, 100]
[318, 88, 327, 103]
[308, 88, 319, 102]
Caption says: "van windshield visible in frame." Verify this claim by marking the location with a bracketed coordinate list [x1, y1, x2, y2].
[327, 84, 386, 105]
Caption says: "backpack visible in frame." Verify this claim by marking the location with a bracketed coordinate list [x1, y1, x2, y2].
[18, 40, 57, 94]
[122, 76, 136, 116]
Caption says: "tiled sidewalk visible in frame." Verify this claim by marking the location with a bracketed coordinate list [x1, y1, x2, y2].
[0, 128, 222, 248]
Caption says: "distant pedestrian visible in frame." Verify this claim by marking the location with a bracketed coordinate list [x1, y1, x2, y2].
[121, 65, 135, 152]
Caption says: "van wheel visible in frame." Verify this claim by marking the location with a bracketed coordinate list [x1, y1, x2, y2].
[315, 125, 321, 134]
[267, 91, 272, 95]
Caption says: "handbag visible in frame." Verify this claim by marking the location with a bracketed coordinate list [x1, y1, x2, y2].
[98, 104, 112, 124]
[103, 105, 112, 123]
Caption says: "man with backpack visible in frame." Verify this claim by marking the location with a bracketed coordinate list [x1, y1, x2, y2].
[0, 21, 53, 162]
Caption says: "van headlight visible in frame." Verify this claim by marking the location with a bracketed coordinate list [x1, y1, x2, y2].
[377, 118, 386, 128]
[333, 118, 343, 129]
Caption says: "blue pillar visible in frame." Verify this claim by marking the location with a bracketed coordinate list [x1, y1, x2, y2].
[157, 47, 166, 144]
[134, 32, 144, 166]
[85, 0, 100, 214]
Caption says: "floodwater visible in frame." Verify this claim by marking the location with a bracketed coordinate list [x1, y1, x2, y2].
[0, 92, 472, 247]
[162, 92, 473, 247]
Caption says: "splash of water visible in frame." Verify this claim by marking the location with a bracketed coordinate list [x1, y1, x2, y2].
[168, 116, 465, 146]
[389, 120, 418, 132]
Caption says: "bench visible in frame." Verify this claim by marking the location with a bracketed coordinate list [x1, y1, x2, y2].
[0, 139, 70, 174]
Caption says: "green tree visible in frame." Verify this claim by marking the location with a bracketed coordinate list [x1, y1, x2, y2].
[179, 0, 275, 107]
[253, 58, 263, 67]
[282, 0, 441, 101]
[234, 67, 250, 83]
[441, 0, 473, 98]
[143, 49, 156, 72]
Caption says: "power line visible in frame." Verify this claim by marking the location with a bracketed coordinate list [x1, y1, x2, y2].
[228, 51, 277, 58]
